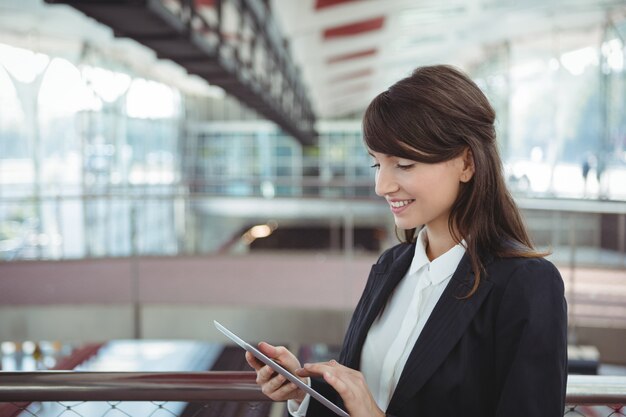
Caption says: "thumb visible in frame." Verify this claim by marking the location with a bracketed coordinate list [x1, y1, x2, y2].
[257, 341, 278, 358]
[258, 342, 294, 366]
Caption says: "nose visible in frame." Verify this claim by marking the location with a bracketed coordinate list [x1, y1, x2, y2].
[375, 166, 399, 197]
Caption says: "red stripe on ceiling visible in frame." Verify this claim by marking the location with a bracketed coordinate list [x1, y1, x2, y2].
[327, 48, 378, 64]
[323, 16, 385, 40]
[330, 68, 373, 83]
[335, 82, 371, 96]
[315, 0, 360, 10]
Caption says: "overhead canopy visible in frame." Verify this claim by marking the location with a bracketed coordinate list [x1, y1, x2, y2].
[44, 0, 317, 145]
[272, 0, 626, 118]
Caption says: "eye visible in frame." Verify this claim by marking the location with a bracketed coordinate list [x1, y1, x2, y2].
[396, 163, 415, 170]
[370, 163, 380, 169]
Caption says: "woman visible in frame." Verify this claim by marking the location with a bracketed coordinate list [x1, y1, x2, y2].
[246, 65, 568, 417]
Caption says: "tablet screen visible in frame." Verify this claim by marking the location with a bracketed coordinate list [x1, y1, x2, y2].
[214, 320, 349, 417]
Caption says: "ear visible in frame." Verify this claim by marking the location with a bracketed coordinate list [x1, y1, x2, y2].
[460, 148, 475, 183]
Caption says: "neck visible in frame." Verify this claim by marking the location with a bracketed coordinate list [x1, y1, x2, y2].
[424, 224, 459, 261]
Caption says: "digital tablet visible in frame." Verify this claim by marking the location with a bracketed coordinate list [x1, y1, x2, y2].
[214, 320, 349, 417]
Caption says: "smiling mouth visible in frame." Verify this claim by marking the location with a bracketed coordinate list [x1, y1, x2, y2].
[389, 199, 415, 208]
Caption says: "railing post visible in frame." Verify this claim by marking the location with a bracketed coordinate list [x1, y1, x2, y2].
[568, 211, 577, 345]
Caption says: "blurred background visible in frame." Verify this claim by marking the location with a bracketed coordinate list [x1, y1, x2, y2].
[0, 0, 625, 378]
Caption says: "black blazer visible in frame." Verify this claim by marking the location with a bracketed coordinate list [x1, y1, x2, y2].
[307, 242, 568, 417]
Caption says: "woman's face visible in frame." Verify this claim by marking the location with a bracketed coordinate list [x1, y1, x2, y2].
[369, 149, 472, 232]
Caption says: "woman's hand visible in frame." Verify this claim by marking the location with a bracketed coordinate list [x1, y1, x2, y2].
[245, 342, 307, 403]
[296, 360, 385, 417]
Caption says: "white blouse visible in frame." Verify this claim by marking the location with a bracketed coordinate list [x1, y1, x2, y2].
[289, 228, 466, 415]
[361, 228, 466, 410]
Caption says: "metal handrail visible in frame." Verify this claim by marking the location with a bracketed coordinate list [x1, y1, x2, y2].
[567, 375, 626, 404]
[0, 372, 625, 405]
[0, 372, 267, 402]
[0, 188, 624, 213]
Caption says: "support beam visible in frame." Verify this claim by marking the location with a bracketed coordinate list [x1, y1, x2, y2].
[44, 0, 317, 145]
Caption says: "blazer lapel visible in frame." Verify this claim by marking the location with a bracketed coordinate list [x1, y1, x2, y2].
[343, 243, 416, 370]
[386, 254, 494, 415]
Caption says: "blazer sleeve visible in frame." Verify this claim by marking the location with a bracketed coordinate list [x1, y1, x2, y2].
[494, 259, 568, 417]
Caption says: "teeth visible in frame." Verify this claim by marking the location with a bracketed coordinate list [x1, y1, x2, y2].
[390, 200, 413, 208]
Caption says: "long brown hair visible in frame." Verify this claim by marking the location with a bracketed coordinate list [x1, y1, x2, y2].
[363, 65, 544, 297]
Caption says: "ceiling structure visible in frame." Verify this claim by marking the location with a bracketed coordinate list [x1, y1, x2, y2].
[0, 0, 625, 127]
[0, 0, 319, 143]
[270, 0, 626, 118]
[41, 0, 317, 144]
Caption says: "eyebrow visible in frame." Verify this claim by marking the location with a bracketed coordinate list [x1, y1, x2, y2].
[367, 151, 392, 159]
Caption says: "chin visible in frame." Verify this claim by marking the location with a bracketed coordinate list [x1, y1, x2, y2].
[393, 218, 421, 231]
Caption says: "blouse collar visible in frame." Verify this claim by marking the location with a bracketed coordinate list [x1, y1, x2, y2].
[407, 228, 467, 285]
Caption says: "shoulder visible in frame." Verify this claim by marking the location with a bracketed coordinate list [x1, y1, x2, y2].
[487, 257, 567, 336]
[486, 256, 564, 299]
[488, 256, 560, 277]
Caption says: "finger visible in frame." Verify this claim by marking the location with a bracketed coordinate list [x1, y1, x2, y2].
[260, 374, 286, 397]
[259, 342, 293, 364]
[258, 342, 302, 375]
[245, 351, 264, 371]
[300, 362, 336, 377]
[256, 365, 276, 383]
[272, 381, 301, 399]
[295, 366, 324, 378]
[263, 380, 299, 401]
[272, 345, 292, 361]
[323, 371, 353, 401]
[257, 342, 278, 358]
[268, 373, 287, 391]
[307, 360, 341, 370]
[259, 343, 292, 360]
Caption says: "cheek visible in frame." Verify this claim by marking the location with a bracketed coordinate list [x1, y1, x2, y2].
[425, 169, 462, 204]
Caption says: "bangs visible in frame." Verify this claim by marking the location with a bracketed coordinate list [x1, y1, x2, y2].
[362, 89, 462, 163]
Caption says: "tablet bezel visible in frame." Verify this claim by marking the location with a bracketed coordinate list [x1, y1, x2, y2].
[213, 320, 349, 417]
